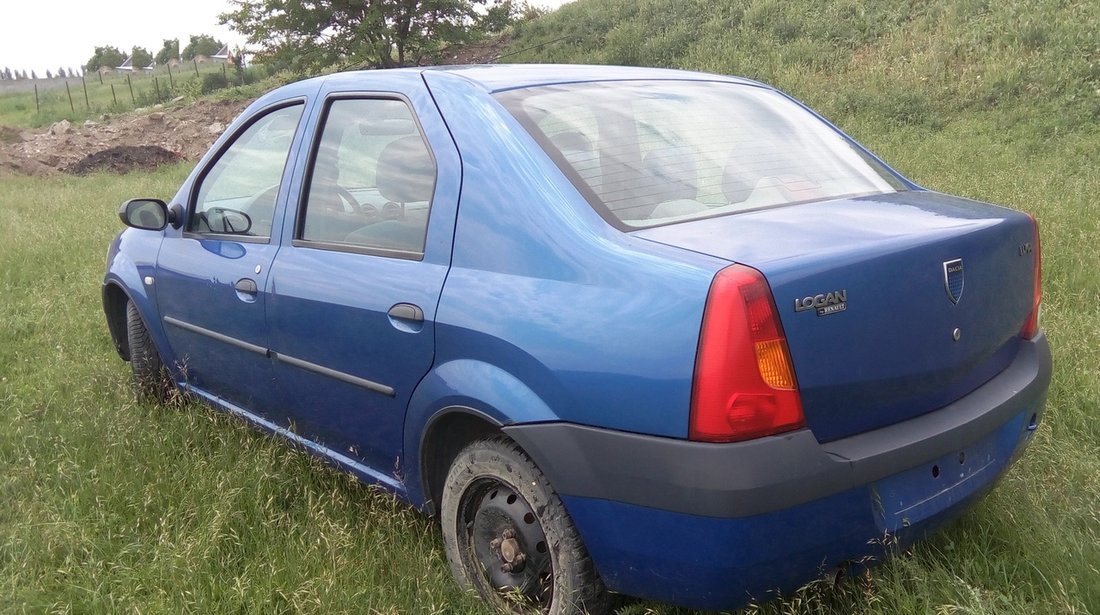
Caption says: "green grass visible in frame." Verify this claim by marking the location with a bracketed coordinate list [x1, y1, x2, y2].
[0, 166, 488, 614]
[2, 0, 1100, 612]
[0, 63, 278, 129]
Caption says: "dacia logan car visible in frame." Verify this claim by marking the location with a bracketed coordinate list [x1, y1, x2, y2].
[104, 65, 1051, 614]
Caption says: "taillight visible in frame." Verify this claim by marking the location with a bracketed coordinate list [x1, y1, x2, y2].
[690, 265, 805, 442]
[1020, 215, 1042, 339]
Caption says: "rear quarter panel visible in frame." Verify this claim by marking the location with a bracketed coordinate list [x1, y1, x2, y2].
[408, 72, 726, 443]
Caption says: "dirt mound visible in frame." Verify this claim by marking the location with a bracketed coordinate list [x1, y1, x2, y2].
[66, 145, 181, 175]
[0, 98, 248, 177]
[0, 125, 24, 144]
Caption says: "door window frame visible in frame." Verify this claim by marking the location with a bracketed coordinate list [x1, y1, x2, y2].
[291, 92, 438, 261]
[185, 98, 307, 244]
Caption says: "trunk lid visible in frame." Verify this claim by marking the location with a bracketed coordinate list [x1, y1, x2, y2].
[636, 190, 1038, 442]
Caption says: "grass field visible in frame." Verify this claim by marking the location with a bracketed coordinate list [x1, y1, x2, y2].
[0, 62, 271, 129]
[2, 0, 1099, 613]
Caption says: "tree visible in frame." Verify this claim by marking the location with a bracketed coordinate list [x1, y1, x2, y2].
[30, 70, 37, 80]
[58, 67, 67, 78]
[132, 46, 153, 69]
[181, 34, 224, 60]
[46, 69, 53, 79]
[155, 38, 180, 65]
[86, 45, 126, 72]
[220, 0, 512, 71]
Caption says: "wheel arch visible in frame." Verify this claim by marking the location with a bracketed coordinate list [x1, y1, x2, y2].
[403, 358, 562, 513]
[103, 281, 132, 360]
[418, 406, 505, 517]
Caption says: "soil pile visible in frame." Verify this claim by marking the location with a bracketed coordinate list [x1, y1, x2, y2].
[0, 99, 248, 177]
[66, 145, 181, 175]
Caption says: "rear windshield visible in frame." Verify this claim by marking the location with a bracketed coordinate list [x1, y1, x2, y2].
[496, 81, 904, 229]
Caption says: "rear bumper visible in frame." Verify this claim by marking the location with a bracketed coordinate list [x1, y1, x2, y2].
[503, 333, 1051, 609]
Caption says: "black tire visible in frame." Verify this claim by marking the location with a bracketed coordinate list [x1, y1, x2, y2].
[441, 438, 611, 615]
[125, 299, 172, 402]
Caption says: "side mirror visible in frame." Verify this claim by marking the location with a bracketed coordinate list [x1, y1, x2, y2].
[118, 198, 184, 231]
[204, 207, 253, 235]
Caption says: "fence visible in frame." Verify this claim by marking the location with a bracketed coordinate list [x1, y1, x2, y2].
[0, 61, 267, 128]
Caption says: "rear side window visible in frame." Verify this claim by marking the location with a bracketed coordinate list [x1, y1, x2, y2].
[191, 104, 304, 238]
[298, 97, 435, 257]
[497, 81, 904, 229]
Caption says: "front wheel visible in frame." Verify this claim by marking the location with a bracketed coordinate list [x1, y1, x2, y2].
[441, 438, 610, 615]
[125, 299, 172, 402]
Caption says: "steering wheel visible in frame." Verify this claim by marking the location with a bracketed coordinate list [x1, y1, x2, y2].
[241, 184, 282, 235]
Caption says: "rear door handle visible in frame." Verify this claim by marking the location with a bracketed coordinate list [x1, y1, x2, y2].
[387, 303, 424, 322]
[234, 278, 258, 294]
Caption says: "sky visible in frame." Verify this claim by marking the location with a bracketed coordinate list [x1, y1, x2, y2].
[0, 0, 573, 76]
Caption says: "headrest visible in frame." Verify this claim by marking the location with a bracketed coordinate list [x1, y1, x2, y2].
[550, 130, 592, 153]
[376, 136, 435, 204]
[643, 148, 697, 202]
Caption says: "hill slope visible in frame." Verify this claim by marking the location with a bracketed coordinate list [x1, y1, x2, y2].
[506, 0, 1100, 136]
[503, 2, 1100, 614]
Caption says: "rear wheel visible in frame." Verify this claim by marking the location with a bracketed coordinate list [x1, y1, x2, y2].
[441, 438, 610, 615]
[125, 299, 172, 402]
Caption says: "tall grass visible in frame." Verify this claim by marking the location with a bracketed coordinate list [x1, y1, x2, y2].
[1, 0, 1099, 612]
[0, 166, 488, 614]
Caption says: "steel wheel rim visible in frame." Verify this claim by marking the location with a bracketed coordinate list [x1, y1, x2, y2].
[460, 477, 553, 611]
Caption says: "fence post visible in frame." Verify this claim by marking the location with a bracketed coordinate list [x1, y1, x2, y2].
[167, 63, 174, 90]
[222, 63, 228, 82]
[98, 71, 103, 85]
[127, 74, 135, 104]
[111, 84, 118, 105]
[154, 75, 161, 101]
[34, 83, 40, 113]
[81, 74, 90, 108]
[65, 81, 75, 112]
[193, 58, 199, 77]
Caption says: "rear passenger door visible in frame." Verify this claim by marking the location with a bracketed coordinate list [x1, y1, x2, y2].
[266, 82, 461, 477]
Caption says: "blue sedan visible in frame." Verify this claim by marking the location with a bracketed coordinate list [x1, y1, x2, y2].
[103, 65, 1051, 613]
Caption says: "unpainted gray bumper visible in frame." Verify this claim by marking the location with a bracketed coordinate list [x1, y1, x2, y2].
[504, 333, 1051, 519]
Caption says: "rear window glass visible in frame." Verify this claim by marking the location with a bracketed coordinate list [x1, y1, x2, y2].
[496, 81, 904, 229]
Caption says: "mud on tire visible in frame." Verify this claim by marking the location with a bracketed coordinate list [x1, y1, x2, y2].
[441, 437, 611, 615]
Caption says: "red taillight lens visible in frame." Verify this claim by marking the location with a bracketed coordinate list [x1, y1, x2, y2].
[690, 265, 805, 442]
[1021, 215, 1042, 339]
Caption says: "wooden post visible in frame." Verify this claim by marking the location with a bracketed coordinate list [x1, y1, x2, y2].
[33, 83, 40, 113]
[81, 74, 90, 108]
[222, 62, 228, 82]
[98, 70, 103, 85]
[111, 84, 118, 105]
[65, 81, 75, 112]
[126, 74, 135, 104]
[167, 62, 174, 89]
[154, 75, 161, 101]
[193, 58, 199, 77]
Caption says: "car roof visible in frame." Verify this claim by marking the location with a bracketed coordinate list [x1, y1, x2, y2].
[311, 64, 765, 94]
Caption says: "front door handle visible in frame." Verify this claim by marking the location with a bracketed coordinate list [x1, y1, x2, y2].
[234, 278, 258, 294]
[387, 303, 424, 322]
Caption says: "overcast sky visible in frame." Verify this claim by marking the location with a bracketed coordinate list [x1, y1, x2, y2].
[0, 0, 573, 76]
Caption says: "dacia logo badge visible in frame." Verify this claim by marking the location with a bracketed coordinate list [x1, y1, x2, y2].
[943, 258, 964, 304]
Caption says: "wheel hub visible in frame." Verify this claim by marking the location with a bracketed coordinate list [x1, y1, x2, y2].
[465, 481, 551, 607]
[490, 529, 528, 572]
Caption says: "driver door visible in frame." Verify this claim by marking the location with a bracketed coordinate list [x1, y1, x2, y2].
[155, 102, 307, 413]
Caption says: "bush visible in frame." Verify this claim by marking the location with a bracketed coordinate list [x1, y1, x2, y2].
[199, 72, 230, 95]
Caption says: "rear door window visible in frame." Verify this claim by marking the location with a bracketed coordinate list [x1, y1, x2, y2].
[297, 97, 436, 258]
